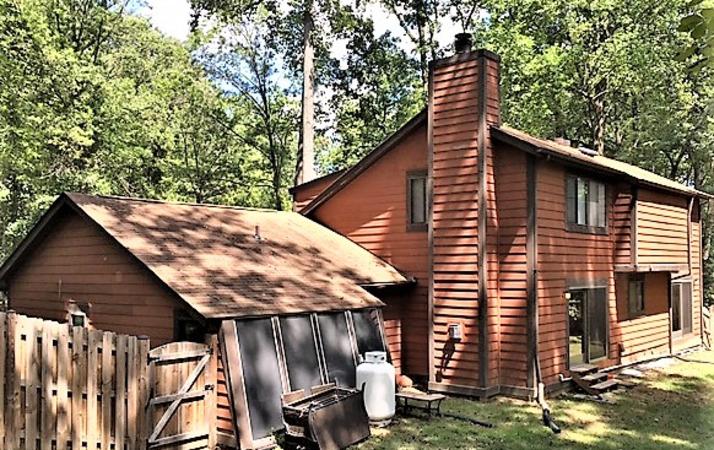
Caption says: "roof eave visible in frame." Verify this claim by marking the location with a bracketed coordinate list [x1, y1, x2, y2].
[288, 168, 347, 195]
[491, 126, 713, 200]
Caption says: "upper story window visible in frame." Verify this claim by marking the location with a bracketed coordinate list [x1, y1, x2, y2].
[407, 170, 427, 231]
[566, 174, 607, 234]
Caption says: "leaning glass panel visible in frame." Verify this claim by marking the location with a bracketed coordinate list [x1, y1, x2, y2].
[280, 315, 323, 392]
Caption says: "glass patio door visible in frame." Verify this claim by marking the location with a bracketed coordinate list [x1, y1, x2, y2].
[568, 287, 608, 366]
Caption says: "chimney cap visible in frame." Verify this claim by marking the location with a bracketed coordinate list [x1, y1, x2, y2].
[455, 33, 473, 54]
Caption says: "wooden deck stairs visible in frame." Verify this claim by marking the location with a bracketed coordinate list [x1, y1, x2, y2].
[570, 364, 624, 395]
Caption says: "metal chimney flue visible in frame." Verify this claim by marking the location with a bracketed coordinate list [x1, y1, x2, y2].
[455, 33, 473, 54]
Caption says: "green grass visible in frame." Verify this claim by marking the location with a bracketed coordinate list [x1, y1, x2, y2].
[357, 350, 714, 450]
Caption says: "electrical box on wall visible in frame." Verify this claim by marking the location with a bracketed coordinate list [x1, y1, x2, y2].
[448, 323, 462, 341]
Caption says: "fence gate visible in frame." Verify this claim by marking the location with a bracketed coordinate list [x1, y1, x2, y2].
[147, 339, 218, 449]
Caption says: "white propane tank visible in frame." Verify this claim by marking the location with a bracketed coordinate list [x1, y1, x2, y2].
[355, 351, 396, 425]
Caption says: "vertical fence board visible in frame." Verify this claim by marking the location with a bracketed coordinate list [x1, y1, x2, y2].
[40, 323, 57, 450]
[115, 335, 127, 450]
[25, 319, 40, 450]
[57, 325, 71, 450]
[87, 330, 101, 450]
[126, 337, 138, 450]
[71, 326, 87, 450]
[6, 312, 20, 450]
[101, 332, 113, 450]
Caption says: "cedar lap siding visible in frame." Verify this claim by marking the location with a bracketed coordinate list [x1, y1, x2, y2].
[292, 46, 710, 397]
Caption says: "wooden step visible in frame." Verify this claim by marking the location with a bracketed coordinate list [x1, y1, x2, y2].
[616, 378, 637, 389]
[581, 372, 608, 384]
[590, 379, 619, 392]
[570, 364, 598, 376]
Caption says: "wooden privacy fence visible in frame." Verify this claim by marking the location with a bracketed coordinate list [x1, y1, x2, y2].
[0, 312, 221, 450]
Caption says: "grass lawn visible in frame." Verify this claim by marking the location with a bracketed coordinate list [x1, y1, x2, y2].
[358, 349, 714, 450]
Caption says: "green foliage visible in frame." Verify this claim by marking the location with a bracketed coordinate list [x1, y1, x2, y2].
[320, 31, 425, 171]
[677, 0, 714, 70]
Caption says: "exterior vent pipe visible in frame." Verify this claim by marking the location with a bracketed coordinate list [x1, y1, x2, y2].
[579, 145, 598, 157]
[454, 33, 473, 53]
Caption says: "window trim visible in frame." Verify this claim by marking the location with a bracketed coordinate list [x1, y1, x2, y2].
[406, 169, 428, 232]
[627, 274, 646, 318]
[565, 174, 608, 235]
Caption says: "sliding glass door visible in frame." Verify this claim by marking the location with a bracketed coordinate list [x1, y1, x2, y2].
[568, 287, 608, 366]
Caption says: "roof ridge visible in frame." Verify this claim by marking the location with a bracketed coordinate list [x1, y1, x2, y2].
[65, 192, 288, 213]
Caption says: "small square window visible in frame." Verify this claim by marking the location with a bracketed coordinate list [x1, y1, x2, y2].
[407, 170, 428, 231]
[628, 276, 645, 317]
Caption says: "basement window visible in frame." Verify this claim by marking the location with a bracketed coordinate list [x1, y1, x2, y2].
[566, 175, 606, 234]
[407, 170, 427, 231]
[628, 275, 645, 317]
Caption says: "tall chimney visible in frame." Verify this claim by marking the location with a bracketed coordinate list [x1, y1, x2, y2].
[428, 37, 500, 392]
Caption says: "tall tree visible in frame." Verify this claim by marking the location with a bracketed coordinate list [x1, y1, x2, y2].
[321, 29, 424, 170]
[193, 16, 298, 210]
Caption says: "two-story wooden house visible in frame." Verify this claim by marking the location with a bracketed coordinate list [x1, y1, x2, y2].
[292, 42, 711, 398]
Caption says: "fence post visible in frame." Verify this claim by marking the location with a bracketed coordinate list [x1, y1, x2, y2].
[5, 312, 19, 450]
[137, 336, 150, 450]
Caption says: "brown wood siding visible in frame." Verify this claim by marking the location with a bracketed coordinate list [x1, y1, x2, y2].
[216, 339, 235, 438]
[636, 189, 689, 265]
[494, 145, 528, 388]
[614, 272, 670, 363]
[613, 186, 633, 265]
[6, 210, 180, 345]
[431, 57, 481, 387]
[313, 125, 429, 376]
[430, 54, 500, 389]
[536, 163, 703, 384]
[292, 172, 343, 212]
[535, 161, 617, 384]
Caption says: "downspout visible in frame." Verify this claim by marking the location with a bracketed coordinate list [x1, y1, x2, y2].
[526, 155, 560, 434]
[477, 54, 490, 392]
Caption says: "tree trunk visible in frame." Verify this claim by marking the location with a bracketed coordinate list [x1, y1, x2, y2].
[296, 0, 316, 185]
[592, 79, 607, 155]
